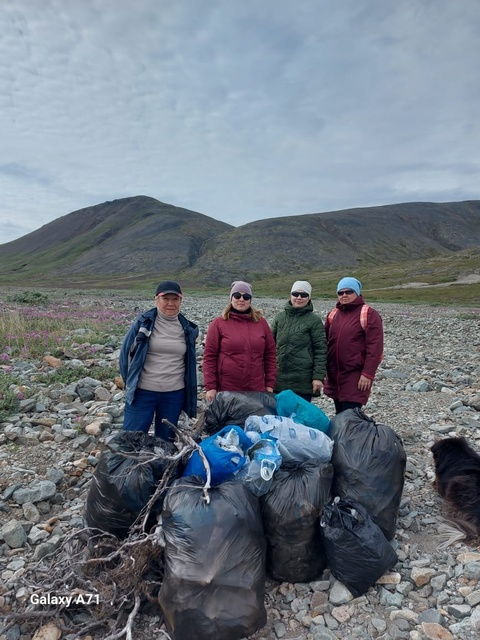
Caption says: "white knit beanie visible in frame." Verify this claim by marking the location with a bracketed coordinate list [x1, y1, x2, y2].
[291, 281, 312, 296]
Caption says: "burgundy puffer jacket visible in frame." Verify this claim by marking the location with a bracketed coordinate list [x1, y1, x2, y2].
[203, 312, 277, 393]
[323, 296, 383, 404]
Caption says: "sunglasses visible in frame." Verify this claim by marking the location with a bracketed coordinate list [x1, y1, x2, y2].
[291, 291, 309, 298]
[337, 289, 355, 296]
[232, 292, 252, 300]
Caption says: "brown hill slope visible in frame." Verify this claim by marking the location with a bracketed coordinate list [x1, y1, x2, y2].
[190, 201, 480, 283]
[0, 196, 233, 280]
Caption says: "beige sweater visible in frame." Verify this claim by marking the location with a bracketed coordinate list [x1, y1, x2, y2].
[138, 311, 186, 392]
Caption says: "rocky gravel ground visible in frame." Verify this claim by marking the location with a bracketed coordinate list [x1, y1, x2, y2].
[0, 296, 479, 640]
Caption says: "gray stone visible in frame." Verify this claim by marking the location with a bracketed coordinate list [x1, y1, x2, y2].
[329, 580, 354, 605]
[463, 562, 480, 580]
[36, 500, 53, 514]
[4, 624, 21, 640]
[465, 590, 480, 607]
[371, 617, 387, 632]
[7, 558, 25, 571]
[471, 606, 480, 631]
[0, 501, 10, 513]
[27, 525, 49, 544]
[106, 404, 124, 418]
[410, 380, 430, 392]
[379, 588, 403, 607]
[66, 359, 85, 368]
[71, 434, 95, 449]
[95, 386, 112, 401]
[60, 428, 78, 438]
[1, 520, 27, 548]
[3, 483, 22, 500]
[312, 629, 340, 640]
[12, 480, 56, 504]
[45, 468, 65, 484]
[324, 612, 339, 629]
[418, 609, 446, 625]
[21, 502, 40, 523]
[32, 541, 56, 561]
[392, 617, 411, 631]
[448, 619, 476, 636]
[447, 603, 471, 619]
[18, 398, 37, 412]
[430, 574, 448, 590]
[310, 580, 331, 592]
[77, 387, 95, 402]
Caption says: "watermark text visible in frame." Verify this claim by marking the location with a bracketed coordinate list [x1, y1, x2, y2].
[30, 592, 100, 607]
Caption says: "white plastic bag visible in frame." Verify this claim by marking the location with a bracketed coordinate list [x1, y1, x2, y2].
[244, 415, 333, 463]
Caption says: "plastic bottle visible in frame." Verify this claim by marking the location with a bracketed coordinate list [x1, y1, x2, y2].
[240, 437, 282, 497]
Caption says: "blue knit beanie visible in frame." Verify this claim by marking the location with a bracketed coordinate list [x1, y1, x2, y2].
[336, 277, 362, 295]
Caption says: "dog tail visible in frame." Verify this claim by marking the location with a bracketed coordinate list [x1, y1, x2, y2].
[436, 517, 479, 550]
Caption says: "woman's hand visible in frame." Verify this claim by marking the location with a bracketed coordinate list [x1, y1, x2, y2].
[358, 375, 372, 391]
[312, 379, 323, 394]
[265, 386, 274, 393]
[206, 389, 217, 403]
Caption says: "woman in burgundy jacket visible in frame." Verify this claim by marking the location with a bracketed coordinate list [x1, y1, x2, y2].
[203, 281, 277, 403]
[324, 277, 383, 414]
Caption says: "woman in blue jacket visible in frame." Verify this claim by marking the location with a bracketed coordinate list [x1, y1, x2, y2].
[119, 280, 198, 441]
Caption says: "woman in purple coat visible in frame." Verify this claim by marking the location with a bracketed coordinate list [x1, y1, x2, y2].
[323, 277, 383, 414]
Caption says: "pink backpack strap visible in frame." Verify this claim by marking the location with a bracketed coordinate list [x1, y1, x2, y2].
[360, 305, 369, 330]
[328, 306, 369, 329]
[327, 309, 338, 325]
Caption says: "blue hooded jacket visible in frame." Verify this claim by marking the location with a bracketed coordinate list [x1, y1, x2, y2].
[119, 307, 199, 417]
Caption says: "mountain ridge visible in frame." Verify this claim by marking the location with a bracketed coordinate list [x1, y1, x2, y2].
[0, 196, 479, 287]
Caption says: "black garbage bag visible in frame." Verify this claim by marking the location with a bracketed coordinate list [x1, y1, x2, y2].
[330, 408, 406, 540]
[321, 497, 398, 597]
[84, 431, 176, 539]
[203, 391, 277, 435]
[260, 459, 333, 583]
[159, 477, 267, 640]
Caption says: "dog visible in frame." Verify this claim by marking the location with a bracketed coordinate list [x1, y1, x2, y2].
[430, 436, 480, 542]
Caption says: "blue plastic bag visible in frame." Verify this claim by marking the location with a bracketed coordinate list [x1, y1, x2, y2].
[183, 425, 254, 485]
[275, 390, 331, 434]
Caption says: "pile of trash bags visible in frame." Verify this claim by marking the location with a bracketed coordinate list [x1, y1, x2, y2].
[84, 392, 406, 640]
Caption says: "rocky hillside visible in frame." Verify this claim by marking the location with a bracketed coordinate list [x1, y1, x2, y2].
[0, 197, 479, 287]
[0, 196, 232, 283]
[191, 201, 480, 283]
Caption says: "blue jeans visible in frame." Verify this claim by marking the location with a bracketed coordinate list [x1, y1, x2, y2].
[123, 388, 185, 441]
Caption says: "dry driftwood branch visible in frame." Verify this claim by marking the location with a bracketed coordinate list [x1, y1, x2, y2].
[103, 593, 141, 640]
[164, 417, 212, 502]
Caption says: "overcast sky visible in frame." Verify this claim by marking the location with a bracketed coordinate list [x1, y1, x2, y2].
[1, 0, 479, 244]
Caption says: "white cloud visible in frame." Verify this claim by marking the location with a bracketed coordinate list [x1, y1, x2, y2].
[0, 0, 479, 243]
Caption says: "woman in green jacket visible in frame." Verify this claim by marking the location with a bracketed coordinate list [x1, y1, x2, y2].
[271, 280, 327, 402]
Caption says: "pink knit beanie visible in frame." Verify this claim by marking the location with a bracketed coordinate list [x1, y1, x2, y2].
[230, 280, 253, 297]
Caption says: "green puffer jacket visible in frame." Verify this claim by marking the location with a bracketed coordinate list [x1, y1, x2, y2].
[271, 300, 327, 395]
